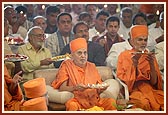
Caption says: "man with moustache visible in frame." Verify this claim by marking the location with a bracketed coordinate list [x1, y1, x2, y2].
[4, 5, 27, 39]
[17, 26, 54, 91]
[116, 25, 164, 111]
[53, 21, 106, 68]
[51, 38, 117, 111]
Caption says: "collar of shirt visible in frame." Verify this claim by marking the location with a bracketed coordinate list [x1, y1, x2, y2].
[26, 42, 45, 51]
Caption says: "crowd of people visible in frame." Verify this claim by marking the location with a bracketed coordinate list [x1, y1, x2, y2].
[3, 3, 164, 111]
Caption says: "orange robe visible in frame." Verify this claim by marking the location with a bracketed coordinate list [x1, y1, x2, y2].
[117, 49, 164, 111]
[4, 65, 23, 111]
[52, 59, 116, 111]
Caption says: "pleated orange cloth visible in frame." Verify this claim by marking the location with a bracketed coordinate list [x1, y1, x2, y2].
[130, 25, 148, 39]
[70, 38, 87, 53]
[23, 77, 47, 98]
[21, 97, 48, 111]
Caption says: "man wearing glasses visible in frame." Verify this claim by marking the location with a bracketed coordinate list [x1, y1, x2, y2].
[17, 26, 54, 92]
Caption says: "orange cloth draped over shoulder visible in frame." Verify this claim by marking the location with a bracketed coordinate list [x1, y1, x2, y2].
[4, 65, 23, 111]
[117, 49, 164, 111]
[52, 60, 116, 111]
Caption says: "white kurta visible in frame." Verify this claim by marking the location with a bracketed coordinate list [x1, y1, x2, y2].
[147, 27, 164, 51]
[106, 40, 132, 70]
[117, 21, 131, 40]
[89, 27, 106, 41]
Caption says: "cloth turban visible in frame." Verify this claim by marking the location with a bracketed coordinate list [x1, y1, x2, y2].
[21, 97, 48, 111]
[23, 77, 47, 99]
[70, 38, 87, 53]
[130, 25, 148, 39]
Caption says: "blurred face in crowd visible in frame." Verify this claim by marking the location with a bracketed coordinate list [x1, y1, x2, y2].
[95, 15, 108, 32]
[29, 27, 46, 49]
[17, 12, 27, 25]
[57, 15, 72, 34]
[71, 48, 88, 68]
[80, 16, 93, 28]
[134, 16, 147, 26]
[64, 4, 71, 13]
[72, 4, 84, 15]
[4, 6, 17, 25]
[107, 21, 120, 37]
[25, 4, 34, 16]
[33, 17, 47, 31]
[86, 5, 97, 19]
[46, 12, 59, 26]
[36, 4, 48, 16]
[74, 24, 89, 41]
[107, 4, 118, 15]
[121, 12, 132, 28]
[132, 36, 148, 52]
[4, 19, 9, 37]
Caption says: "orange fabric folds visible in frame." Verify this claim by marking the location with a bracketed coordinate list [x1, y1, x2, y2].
[70, 38, 87, 53]
[130, 25, 148, 39]
[23, 78, 47, 98]
[21, 97, 48, 111]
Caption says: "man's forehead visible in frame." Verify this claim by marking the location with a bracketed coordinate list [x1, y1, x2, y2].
[76, 48, 87, 52]
[135, 36, 148, 40]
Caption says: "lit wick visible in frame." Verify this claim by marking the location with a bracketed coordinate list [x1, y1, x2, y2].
[42, 5, 45, 10]
[156, 10, 160, 16]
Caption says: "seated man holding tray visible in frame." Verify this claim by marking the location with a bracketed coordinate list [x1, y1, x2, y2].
[51, 38, 118, 111]
[116, 25, 164, 111]
[17, 26, 54, 92]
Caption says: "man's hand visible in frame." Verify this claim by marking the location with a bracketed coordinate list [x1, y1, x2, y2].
[74, 84, 88, 91]
[131, 53, 141, 67]
[40, 58, 54, 66]
[13, 71, 23, 84]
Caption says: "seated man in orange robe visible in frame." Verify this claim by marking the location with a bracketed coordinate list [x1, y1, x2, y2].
[116, 25, 164, 111]
[4, 65, 23, 111]
[52, 38, 117, 111]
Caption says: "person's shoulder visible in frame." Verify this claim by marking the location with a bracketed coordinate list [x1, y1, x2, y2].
[86, 61, 96, 67]
[46, 32, 58, 40]
[19, 42, 29, 48]
[43, 46, 51, 51]
[119, 49, 131, 56]
[96, 35, 104, 42]
[155, 41, 164, 49]
[89, 41, 103, 48]
[113, 40, 126, 46]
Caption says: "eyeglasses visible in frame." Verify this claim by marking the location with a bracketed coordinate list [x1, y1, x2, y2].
[31, 34, 46, 39]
